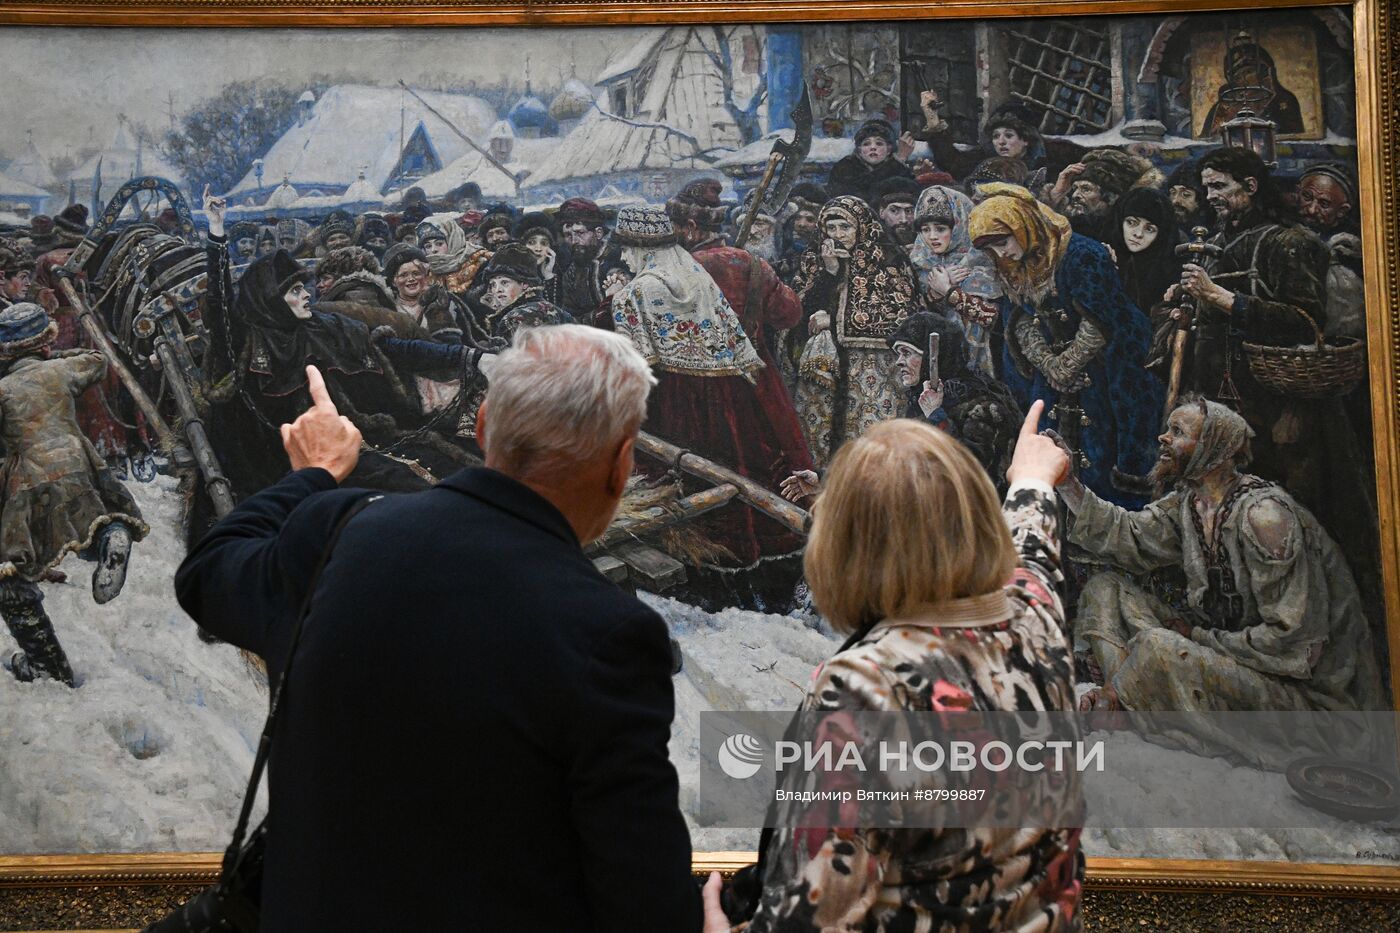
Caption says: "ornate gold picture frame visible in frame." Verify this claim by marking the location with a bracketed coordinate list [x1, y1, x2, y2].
[0, 1, 1398, 929]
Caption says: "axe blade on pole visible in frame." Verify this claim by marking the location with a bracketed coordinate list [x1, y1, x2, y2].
[761, 82, 814, 215]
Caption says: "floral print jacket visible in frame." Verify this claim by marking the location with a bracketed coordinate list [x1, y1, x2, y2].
[746, 482, 1084, 932]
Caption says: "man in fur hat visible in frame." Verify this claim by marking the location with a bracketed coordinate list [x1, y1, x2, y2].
[400, 186, 433, 227]
[0, 239, 34, 309]
[311, 246, 412, 340]
[52, 204, 88, 249]
[475, 243, 572, 341]
[443, 181, 482, 213]
[356, 215, 393, 260]
[27, 215, 55, 258]
[826, 117, 914, 204]
[317, 209, 357, 257]
[0, 303, 149, 687]
[479, 210, 515, 250]
[554, 197, 626, 322]
[1049, 148, 1160, 241]
[872, 176, 922, 250]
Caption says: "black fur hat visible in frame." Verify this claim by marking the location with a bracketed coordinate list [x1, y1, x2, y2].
[853, 118, 898, 147]
[482, 242, 542, 287]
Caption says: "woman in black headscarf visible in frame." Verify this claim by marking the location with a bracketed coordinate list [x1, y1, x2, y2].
[1106, 187, 1183, 380]
[886, 311, 1022, 486]
[201, 204, 479, 505]
[1106, 186, 1182, 316]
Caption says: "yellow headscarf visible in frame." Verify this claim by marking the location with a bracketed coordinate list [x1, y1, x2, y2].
[966, 183, 1072, 305]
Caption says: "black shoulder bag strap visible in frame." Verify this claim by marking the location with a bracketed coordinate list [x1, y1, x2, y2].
[724, 620, 878, 922]
[223, 492, 382, 875]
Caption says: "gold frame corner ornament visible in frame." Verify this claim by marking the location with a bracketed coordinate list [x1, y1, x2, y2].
[2, 0, 1400, 926]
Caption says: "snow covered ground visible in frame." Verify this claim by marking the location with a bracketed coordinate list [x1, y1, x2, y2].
[2, 480, 1397, 866]
[0, 474, 266, 854]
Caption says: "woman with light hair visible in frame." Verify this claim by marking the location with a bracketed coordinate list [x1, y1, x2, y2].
[705, 402, 1084, 932]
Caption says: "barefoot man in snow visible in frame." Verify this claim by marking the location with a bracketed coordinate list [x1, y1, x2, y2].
[0, 302, 147, 687]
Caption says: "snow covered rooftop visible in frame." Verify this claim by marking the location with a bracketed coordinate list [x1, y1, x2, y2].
[67, 124, 183, 189]
[7, 138, 56, 189]
[0, 169, 54, 199]
[713, 132, 853, 171]
[525, 27, 767, 190]
[226, 84, 497, 199]
[407, 137, 557, 201]
[595, 27, 668, 85]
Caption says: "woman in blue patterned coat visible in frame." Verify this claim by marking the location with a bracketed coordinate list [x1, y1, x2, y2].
[968, 184, 1163, 508]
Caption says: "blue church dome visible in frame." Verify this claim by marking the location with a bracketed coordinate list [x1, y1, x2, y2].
[508, 92, 556, 137]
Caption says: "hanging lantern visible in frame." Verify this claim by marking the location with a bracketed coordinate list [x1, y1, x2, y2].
[1216, 29, 1278, 167]
[1219, 108, 1277, 168]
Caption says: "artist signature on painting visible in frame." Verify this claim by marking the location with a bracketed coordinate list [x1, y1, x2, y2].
[1355, 849, 1400, 861]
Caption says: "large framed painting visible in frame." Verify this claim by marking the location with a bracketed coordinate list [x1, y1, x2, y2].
[2, 0, 1400, 928]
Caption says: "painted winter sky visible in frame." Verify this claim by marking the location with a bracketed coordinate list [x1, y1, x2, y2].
[0, 27, 646, 160]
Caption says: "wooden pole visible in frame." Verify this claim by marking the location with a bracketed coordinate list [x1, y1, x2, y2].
[734, 152, 782, 249]
[589, 483, 739, 552]
[56, 276, 188, 462]
[153, 335, 235, 516]
[635, 431, 810, 535]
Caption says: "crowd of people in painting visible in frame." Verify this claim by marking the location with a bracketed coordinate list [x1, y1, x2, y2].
[0, 94, 1384, 730]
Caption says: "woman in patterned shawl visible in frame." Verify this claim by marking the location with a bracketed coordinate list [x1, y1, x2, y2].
[910, 185, 1005, 377]
[711, 411, 1084, 932]
[416, 214, 489, 300]
[790, 195, 920, 466]
[608, 206, 807, 567]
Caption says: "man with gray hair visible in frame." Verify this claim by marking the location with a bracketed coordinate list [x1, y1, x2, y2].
[1062, 397, 1383, 736]
[174, 328, 702, 932]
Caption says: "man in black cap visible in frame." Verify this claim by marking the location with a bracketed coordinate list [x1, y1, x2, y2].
[475, 242, 572, 341]
[356, 215, 393, 260]
[399, 186, 432, 226]
[1166, 160, 1212, 236]
[872, 176, 922, 251]
[826, 117, 914, 204]
[775, 182, 826, 283]
[1295, 163, 1358, 239]
[229, 221, 261, 265]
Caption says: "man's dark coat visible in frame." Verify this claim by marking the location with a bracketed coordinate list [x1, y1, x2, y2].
[175, 466, 701, 933]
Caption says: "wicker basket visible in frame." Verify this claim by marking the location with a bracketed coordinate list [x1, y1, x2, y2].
[1241, 308, 1365, 399]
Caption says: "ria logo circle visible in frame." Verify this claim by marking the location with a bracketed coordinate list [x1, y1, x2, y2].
[718, 733, 765, 780]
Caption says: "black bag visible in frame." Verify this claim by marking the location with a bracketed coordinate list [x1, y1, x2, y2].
[144, 494, 380, 933]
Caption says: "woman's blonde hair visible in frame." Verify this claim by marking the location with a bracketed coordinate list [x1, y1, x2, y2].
[804, 419, 1017, 634]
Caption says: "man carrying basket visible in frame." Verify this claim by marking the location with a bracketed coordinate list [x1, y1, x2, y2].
[1169, 146, 1379, 639]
